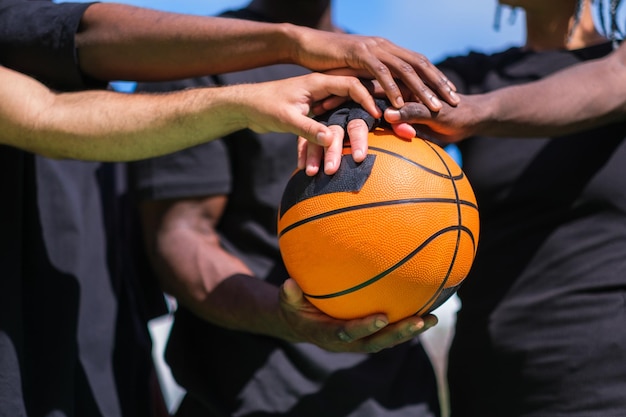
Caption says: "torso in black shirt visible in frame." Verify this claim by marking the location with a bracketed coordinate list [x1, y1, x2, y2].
[438, 43, 626, 417]
[0, 1, 163, 416]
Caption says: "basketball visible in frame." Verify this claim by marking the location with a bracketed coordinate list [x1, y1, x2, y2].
[277, 128, 479, 323]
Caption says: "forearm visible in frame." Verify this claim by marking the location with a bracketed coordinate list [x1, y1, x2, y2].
[76, 3, 297, 81]
[1, 66, 251, 161]
[477, 51, 626, 137]
[151, 224, 294, 340]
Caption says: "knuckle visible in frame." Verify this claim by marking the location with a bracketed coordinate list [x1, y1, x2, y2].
[362, 36, 385, 47]
[372, 61, 391, 77]
[418, 85, 431, 95]
[370, 36, 387, 46]
[310, 72, 324, 83]
[414, 54, 429, 67]
[347, 76, 362, 88]
[396, 62, 416, 76]
[346, 119, 366, 132]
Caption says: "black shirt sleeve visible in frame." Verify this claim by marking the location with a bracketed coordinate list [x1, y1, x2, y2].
[0, 0, 104, 90]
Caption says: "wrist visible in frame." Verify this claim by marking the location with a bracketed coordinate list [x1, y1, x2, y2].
[208, 84, 255, 132]
[468, 93, 499, 137]
[273, 22, 303, 65]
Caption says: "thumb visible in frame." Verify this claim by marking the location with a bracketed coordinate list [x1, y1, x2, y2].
[281, 278, 305, 306]
[293, 116, 334, 147]
[385, 102, 433, 124]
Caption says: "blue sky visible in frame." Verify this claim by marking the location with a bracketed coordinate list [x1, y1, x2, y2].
[62, 0, 626, 63]
[65, 0, 528, 63]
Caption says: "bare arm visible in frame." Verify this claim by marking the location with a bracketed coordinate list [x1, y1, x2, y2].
[0, 66, 375, 164]
[76, 3, 458, 110]
[385, 42, 626, 142]
[139, 197, 436, 353]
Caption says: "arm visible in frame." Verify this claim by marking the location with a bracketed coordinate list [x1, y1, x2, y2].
[139, 196, 437, 353]
[0, 66, 374, 163]
[75, 3, 458, 110]
[385, 42, 626, 142]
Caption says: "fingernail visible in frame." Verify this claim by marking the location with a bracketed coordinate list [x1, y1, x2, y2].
[449, 90, 460, 103]
[409, 322, 424, 333]
[375, 319, 388, 329]
[338, 330, 352, 342]
[385, 109, 400, 122]
[353, 149, 364, 161]
[305, 165, 319, 176]
[424, 318, 438, 330]
[315, 131, 327, 145]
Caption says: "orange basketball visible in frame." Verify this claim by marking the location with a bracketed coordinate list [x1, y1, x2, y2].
[277, 128, 479, 323]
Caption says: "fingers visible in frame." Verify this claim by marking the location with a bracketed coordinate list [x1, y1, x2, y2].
[360, 314, 439, 352]
[300, 123, 364, 177]
[352, 39, 459, 111]
[313, 74, 381, 119]
[313, 95, 349, 115]
[280, 278, 305, 306]
[280, 279, 438, 354]
[385, 102, 434, 124]
[345, 119, 369, 162]
[296, 136, 308, 171]
[336, 314, 389, 343]
[305, 139, 324, 176]
[276, 73, 384, 177]
[298, 74, 378, 176]
[322, 125, 346, 175]
[386, 51, 459, 110]
[390, 122, 417, 139]
[335, 313, 438, 353]
[359, 52, 405, 109]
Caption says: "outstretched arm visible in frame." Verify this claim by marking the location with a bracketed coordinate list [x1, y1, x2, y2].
[0, 65, 373, 164]
[76, 2, 458, 110]
[385, 42, 626, 142]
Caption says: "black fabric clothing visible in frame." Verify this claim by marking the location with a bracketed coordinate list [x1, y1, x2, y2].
[130, 8, 441, 417]
[0, 1, 165, 416]
[0, 0, 106, 91]
[437, 43, 626, 417]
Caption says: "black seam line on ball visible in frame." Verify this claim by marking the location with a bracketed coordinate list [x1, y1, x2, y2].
[417, 139, 465, 314]
[303, 224, 476, 300]
[277, 198, 479, 238]
[346, 144, 465, 180]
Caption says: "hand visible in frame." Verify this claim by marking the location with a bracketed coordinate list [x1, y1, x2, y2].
[238, 72, 381, 175]
[298, 98, 416, 176]
[278, 279, 438, 353]
[292, 27, 460, 110]
[385, 95, 481, 143]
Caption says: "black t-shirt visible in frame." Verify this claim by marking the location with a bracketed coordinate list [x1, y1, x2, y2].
[438, 43, 626, 417]
[130, 8, 441, 417]
[0, 1, 162, 416]
[0, 0, 106, 90]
